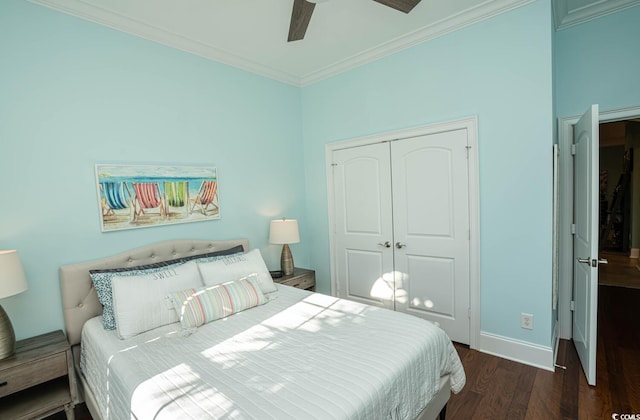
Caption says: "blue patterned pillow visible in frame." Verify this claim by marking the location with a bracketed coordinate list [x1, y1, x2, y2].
[89, 245, 244, 330]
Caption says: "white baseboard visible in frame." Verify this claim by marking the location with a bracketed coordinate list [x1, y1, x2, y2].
[630, 248, 639, 258]
[479, 332, 554, 371]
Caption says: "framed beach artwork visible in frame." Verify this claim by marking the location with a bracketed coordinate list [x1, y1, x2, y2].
[95, 164, 219, 232]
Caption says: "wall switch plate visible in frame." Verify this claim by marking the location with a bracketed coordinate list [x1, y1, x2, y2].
[521, 313, 534, 330]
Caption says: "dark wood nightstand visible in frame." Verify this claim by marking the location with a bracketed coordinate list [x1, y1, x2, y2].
[0, 330, 76, 420]
[273, 267, 316, 291]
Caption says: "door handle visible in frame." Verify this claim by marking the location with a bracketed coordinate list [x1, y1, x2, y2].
[577, 257, 608, 267]
[378, 241, 391, 248]
[395, 242, 406, 249]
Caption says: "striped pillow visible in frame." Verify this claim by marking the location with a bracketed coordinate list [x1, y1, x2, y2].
[167, 273, 266, 329]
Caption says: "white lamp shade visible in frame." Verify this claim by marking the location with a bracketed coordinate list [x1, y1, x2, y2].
[0, 250, 28, 299]
[269, 219, 300, 244]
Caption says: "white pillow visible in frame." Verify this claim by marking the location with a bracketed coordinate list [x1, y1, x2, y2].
[111, 261, 204, 339]
[197, 249, 277, 294]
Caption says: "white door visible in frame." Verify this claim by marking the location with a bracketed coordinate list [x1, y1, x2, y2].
[333, 143, 395, 310]
[332, 129, 472, 344]
[391, 131, 470, 344]
[573, 104, 600, 386]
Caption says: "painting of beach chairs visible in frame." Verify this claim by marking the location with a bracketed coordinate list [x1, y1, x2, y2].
[95, 164, 220, 232]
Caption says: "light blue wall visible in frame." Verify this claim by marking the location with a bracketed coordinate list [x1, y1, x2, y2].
[553, 4, 640, 344]
[0, 0, 308, 340]
[1, 0, 563, 349]
[301, 0, 554, 346]
[555, 5, 640, 118]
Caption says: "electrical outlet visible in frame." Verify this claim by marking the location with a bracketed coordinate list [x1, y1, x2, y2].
[521, 313, 533, 330]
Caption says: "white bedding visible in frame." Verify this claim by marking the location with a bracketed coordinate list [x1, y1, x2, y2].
[81, 285, 465, 420]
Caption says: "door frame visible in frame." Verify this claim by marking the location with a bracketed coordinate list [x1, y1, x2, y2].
[558, 105, 640, 341]
[325, 116, 481, 349]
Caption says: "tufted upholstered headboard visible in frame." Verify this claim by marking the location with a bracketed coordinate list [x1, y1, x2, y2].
[59, 238, 249, 351]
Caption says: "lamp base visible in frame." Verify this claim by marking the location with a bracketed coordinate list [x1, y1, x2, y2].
[0, 304, 16, 360]
[280, 244, 294, 276]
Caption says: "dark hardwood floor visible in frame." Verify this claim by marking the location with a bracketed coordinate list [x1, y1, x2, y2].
[448, 285, 640, 419]
[599, 251, 640, 289]
[50, 285, 639, 420]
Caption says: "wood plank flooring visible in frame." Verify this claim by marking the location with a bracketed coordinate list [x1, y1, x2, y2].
[448, 285, 640, 419]
[51, 285, 639, 420]
[599, 251, 640, 289]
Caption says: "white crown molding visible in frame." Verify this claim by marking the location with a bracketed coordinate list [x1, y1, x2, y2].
[28, 0, 302, 86]
[553, 0, 640, 31]
[301, 0, 536, 85]
[29, 0, 535, 87]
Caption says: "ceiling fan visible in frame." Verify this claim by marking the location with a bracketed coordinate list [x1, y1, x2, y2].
[288, 0, 422, 42]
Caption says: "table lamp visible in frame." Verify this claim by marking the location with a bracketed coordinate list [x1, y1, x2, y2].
[269, 218, 300, 276]
[0, 250, 28, 359]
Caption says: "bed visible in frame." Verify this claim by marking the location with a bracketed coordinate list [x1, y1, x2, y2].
[59, 239, 465, 420]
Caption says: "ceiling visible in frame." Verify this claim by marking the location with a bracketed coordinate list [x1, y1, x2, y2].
[29, 0, 640, 86]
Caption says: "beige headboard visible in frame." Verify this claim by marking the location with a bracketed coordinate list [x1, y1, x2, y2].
[59, 238, 249, 348]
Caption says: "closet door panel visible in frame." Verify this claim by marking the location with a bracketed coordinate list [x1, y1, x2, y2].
[332, 143, 394, 309]
[345, 250, 390, 301]
[404, 148, 454, 237]
[391, 130, 470, 344]
[399, 255, 455, 318]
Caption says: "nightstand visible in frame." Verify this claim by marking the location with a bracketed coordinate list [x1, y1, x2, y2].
[0, 330, 76, 420]
[273, 267, 316, 291]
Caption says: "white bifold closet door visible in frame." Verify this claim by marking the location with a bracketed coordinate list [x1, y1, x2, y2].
[332, 129, 470, 344]
[333, 142, 396, 311]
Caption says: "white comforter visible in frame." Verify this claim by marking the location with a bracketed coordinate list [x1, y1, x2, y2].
[81, 285, 465, 420]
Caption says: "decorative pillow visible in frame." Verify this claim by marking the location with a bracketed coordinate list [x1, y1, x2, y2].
[111, 261, 204, 339]
[90, 245, 244, 330]
[167, 274, 266, 329]
[197, 249, 277, 294]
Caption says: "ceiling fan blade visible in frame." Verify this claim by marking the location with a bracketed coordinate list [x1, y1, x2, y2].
[288, 0, 316, 42]
[373, 0, 422, 13]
